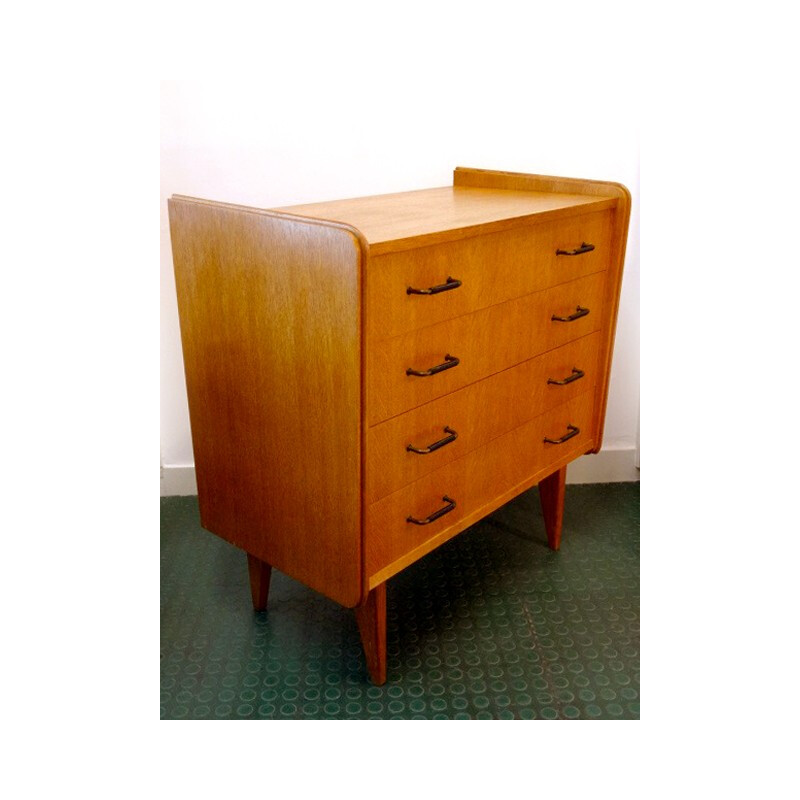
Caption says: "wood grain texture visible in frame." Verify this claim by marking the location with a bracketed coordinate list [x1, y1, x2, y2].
[539, 466, 567, 551]
[590, 200, 631, 452]
[454, 166, 629, 199]
[453, 168, 631, 455]
[168, 168, 630, 685]
[366, 333, 601, 503]
[276, 186, 615, 255]
[355, 583, 387, 685]
[168, 197, 364, 608]
[365, 390, 596, 584]
[367, 209, 613, 342]
[367, 271, 607, 425]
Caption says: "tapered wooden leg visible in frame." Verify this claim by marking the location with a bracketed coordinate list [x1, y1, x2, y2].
[355, 583, 387, 685]
[247, 553, 272, 611]
[539, 465, 567, 550]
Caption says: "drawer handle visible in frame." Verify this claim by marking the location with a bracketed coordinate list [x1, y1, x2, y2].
[407, 495, 457, 525]
[407, 276, 462, 295]
[406, 354, 459, 377]
[547, 367, 585, 386]
[544, 424, 580, 445]
[556, 242, 595, 256]
[552, 306, 590, 322]
[407, 426, 458, 455]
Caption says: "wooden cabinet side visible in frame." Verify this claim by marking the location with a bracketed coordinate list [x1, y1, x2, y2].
[168, 198, 364, 607]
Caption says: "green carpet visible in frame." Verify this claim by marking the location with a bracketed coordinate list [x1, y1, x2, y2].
[161, 482, 639, 719]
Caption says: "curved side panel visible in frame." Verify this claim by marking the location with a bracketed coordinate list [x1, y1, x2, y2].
[168, 198, 363, 607]
[590, 181, 631, 452]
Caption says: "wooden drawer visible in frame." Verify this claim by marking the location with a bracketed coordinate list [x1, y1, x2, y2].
[365, 389, 596, 583]
[367, 271, 606, 425]
[367, 209, 613, 342]
[366, 332, 601, 503]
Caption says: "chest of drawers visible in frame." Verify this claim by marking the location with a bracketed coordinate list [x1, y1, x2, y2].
[168, 166, 631, 685]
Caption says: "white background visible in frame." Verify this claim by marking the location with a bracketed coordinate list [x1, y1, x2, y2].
[160, 81, 640, 486]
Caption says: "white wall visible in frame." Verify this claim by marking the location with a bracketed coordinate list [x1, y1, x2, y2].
[161, 81, 639, 494]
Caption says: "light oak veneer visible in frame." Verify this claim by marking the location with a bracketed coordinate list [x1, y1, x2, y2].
[365, 332, 601, 504]
[168, 167, 631, 685]
[367, 271, 607, 425]
[365, 388, 597, 584]
[366, 209, 613, 342]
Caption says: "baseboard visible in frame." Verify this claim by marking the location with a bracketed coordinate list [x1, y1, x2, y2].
[566, 447, 640, 484]
[160, 465, 198, 497]
[160, 448, 638, 497]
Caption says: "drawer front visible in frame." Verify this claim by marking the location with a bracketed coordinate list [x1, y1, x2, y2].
[366, 332, 601, 504]
[367, 209, 613, 342]
[365, 390, 596, 581]
[367, 271, 606, 425]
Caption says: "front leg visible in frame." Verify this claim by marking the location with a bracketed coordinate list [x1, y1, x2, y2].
[355, 583, 387, 685]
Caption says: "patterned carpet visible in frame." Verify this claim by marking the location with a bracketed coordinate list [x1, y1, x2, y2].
[161, 481, 639, 719]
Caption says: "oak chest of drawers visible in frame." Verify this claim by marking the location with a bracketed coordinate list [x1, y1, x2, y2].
[168, 166, 631, 685]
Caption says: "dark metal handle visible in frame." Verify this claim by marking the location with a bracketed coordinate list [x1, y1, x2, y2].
[407, 427, 458, 455]
[407, 496, 457, 525]
[547, 367, 585, 386]
[556, 242, 595, 256]
[551, 306, 590, 322]
[543, 424, 580, 445]
[406, 354, 460, 377]
[407, 276, 462, 295]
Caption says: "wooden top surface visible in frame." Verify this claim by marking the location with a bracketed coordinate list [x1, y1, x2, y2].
[274, 186, 616, 254]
